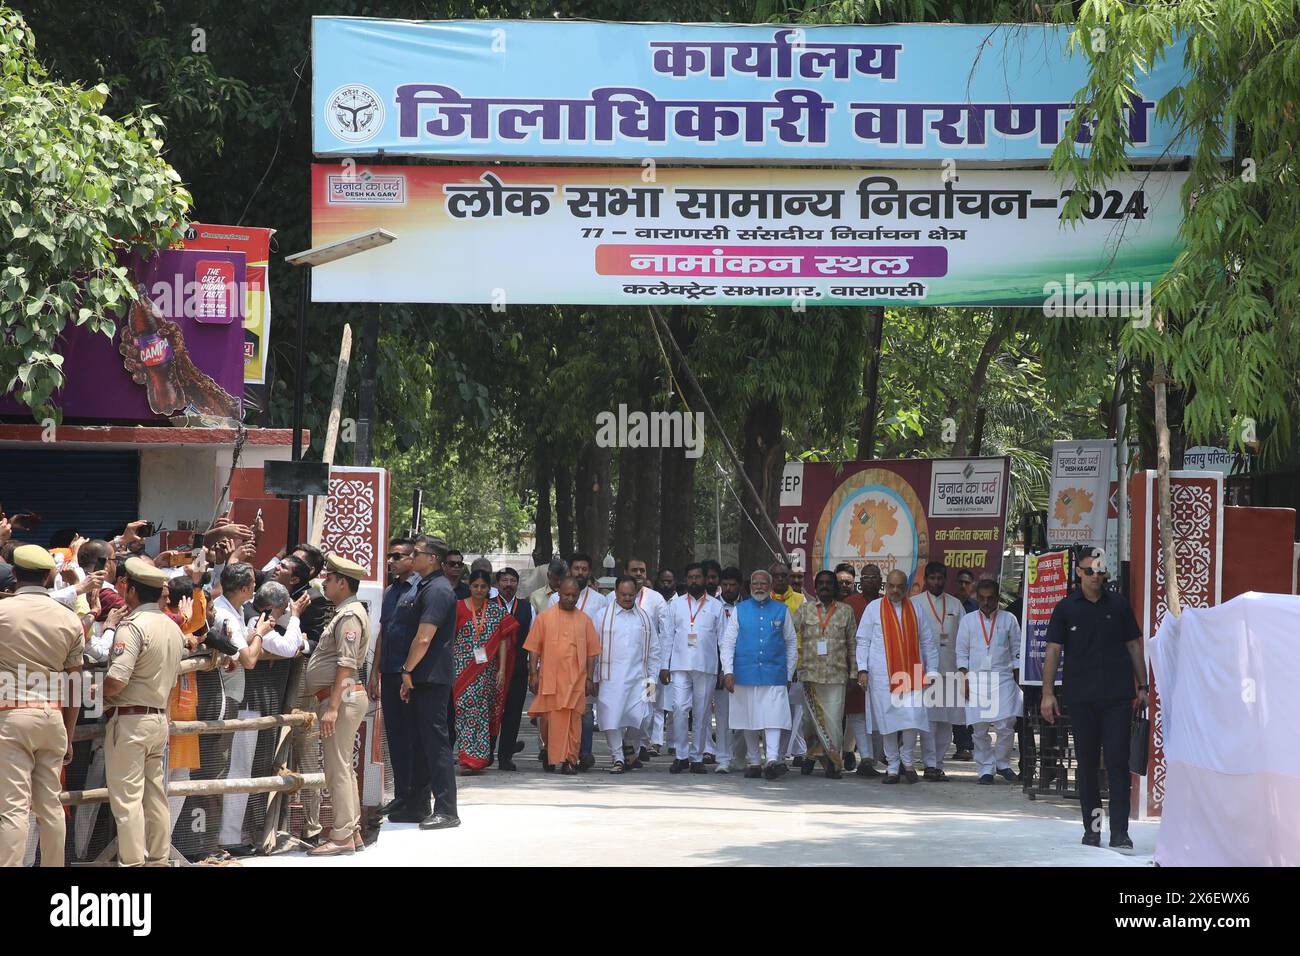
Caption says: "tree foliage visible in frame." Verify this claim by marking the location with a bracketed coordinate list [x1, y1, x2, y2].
[0, 4, 190, 420]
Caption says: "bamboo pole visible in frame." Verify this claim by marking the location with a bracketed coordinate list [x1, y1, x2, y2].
[60, 772, 325, 807]
[1153, 311, 1181, 618]
[309, 323, 353, 548]
[72, 710, 315, 743]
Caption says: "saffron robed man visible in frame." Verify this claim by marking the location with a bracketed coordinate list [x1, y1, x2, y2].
[526, 576, 601, 775]
[855, 569, 939, 784]
[658, 562, 726, 774]
[103, 558, 186, 867]
[0, 545, 84, 868]
[594, 575, 661, 773]
[721, 570, 798, 780]
[547, 552, 606, 770]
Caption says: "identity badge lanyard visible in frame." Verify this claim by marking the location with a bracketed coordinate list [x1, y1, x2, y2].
[687, 595, 702, 646]
[815, 602, 832, 656]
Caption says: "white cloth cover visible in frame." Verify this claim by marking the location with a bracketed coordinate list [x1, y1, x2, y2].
[1151, 592, 1300, 867]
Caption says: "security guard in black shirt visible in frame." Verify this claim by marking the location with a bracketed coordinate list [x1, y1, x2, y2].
[1041, 548, 1147, 852]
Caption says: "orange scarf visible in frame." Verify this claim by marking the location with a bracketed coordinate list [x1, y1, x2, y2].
[879, 598, 924, 694]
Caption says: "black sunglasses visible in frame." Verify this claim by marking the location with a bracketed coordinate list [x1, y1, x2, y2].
[387, 551, 412, 560]
[1080, 567, 1108, 577]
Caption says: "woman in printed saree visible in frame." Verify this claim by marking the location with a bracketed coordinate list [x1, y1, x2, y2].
[452, 569, 519, 773]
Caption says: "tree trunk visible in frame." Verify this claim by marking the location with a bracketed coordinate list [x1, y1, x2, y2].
[970, 405, 987, 457]
[632, 444, 661, 570]
[1153, 315, 1181, 618]
[631, 371, 662, 568]
[555, 458, 575, 560]
[531, 445, 553, 567]
[953, 311, 1014, 456]
[612, 450, 636, 570]
[739, 398, 785, 572]
[574, 444, 593, 558]
[588, 441, 613, 566]
[659, 444, 696, 576]
[855, 306, 885, 460]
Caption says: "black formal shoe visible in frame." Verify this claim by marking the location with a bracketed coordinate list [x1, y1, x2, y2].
[856, 763, 881, 778]
[997, 768, 1019, 782]
[543, 763, 556, 773]
[690, 762, 707, 774]
[378, 798, 405, 817]
[952, 750, 973, 761]
[419, 813, 461, 830]
[978, 774, 995, 785]
[638, 746, 652, 762]
[800, 758, 816, 776]
[498, 760, 517, 772]
[513, 741, 526, 754]
[1109, 834, 1134, 854]
[669, 758, 689, 774]
[882, 773, 900, 784]
[923, 767, 949, 782]
[702, 753, 717, 765]
[825, 766, 843, 780]
[791, 756, 805, 768]
[764, 762, 789, 780]
[387, 808, 430, 823]
[578, 753, 596, 772]
[560, 762, 578, 775]
[1082, 832, 1102, 847]
[743, 766, 763, 778]
[842, 752, 857, 772]
[902, 768, 919, 784]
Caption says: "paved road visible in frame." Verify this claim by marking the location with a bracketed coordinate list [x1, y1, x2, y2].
[248, 713, 1156, 867]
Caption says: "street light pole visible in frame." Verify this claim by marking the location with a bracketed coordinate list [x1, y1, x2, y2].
[286, 266, 311, 548]
[282, 228, 397, 549]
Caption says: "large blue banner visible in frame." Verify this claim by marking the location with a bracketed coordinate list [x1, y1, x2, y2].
[312, 18, 1195, 163]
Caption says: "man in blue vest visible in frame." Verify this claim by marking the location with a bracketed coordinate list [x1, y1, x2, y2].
[720, 569, 798, 780]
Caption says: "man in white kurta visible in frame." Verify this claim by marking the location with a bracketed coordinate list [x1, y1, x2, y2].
[855, 570, 938, 782]
[957, 578, 1023, 784]
[712, 568, 744, 772]
[658, 563, 726, 774]
[626, 558, 668, 758]
[721, 570, 798, 780]
[595, 576, 660, 772]
[911, 562, 965, 781]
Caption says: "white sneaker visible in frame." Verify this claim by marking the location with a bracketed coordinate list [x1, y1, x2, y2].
[714, 763, 731, 774]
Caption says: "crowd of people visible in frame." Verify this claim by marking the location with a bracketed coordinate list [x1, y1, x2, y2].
[0, 504, 1148, 865]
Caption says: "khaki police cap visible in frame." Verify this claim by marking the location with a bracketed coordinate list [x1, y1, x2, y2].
[12, 544, 56, 571]
[124, 557, 169, 588]
[324, 553, 366, 582]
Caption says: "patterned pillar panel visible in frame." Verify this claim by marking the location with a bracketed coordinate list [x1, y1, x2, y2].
[312, 466, 389, 585]
[1134, 470, 1224, 819]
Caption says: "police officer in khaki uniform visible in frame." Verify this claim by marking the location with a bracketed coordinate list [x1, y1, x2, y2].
[0, 545, 83, 867]
[103, 558, 184, 867]
[305, 554, 371, 857]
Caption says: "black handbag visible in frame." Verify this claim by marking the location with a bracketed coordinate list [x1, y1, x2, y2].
[1129, 699, 1150, 776]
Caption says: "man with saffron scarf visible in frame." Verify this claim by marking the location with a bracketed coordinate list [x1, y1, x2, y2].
[452, 569, 519, 774]
[855, 569, 938, 784]
[525, 577, 600, 775]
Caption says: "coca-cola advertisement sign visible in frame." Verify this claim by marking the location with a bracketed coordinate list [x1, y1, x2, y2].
[0, 249, 246, 422]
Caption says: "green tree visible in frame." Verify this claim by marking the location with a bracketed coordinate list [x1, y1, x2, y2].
[1054, 0, 1300, 460]
[0, 5, 190, 420]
